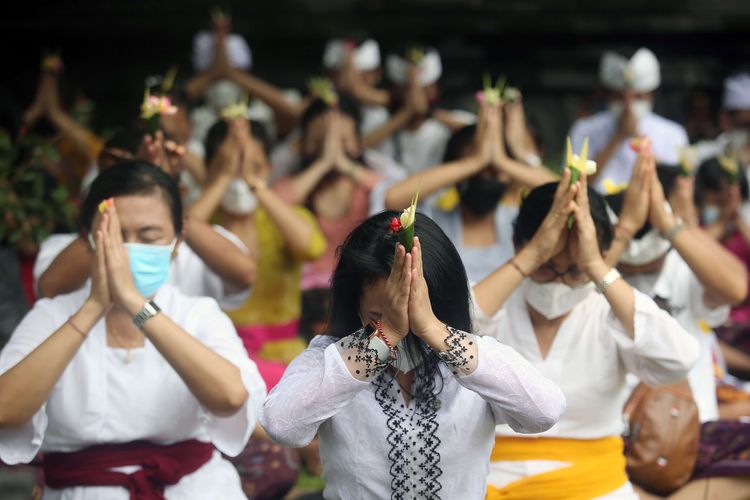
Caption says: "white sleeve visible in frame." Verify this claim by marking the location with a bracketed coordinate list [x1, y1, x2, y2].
[32, 233, 78, 293]
[0, 300, 64, 464]
[608, 290, 700, 386]
[453, 334, 565, 434]
[260, 334, 376, 447]
[206, 225, 252, 310]
[190, 298, 266, 457]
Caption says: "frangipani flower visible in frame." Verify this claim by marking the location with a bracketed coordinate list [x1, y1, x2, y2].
[390, 190, 419, 251]
[566, 136, 597, 228]
[677, 146, 698, 177]
[98, 198, 114, 214]
[718, 154, 740, 184]
[140, 89, 178, 120]
[221, 97, 249, 120]
[308, 77, 338, 107]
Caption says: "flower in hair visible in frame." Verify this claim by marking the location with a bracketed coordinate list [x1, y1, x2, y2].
[677, 146, 698, 177]
[392, 190, 419, 251]
[718, 154, 740, 184]
[140, 88, 177, 134]
[475, 74, 506, 106]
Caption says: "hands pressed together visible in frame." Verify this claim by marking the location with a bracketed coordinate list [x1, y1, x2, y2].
[378, 237, 445, 349]
[88, 203, 148, 317]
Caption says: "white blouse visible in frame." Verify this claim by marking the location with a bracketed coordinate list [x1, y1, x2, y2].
[473, 284, 699, 499]
[0, 284, 267, 499]
[260, 328, 566, 500]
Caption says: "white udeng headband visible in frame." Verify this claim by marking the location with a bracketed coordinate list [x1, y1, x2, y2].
[192, 31, 252, 72]
[323, 39, 381, 72]
[599, 47, 660, 93]
[386, 49, 442, 86]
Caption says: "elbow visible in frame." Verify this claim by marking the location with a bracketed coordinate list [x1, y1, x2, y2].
[259, 407, 311, 448]
[728, 280, 748, 306]
[384, 191, 399, 210]
[0, 407, 30, 429]
[530, 388, 566, 433]
[212, 385, 249, 418]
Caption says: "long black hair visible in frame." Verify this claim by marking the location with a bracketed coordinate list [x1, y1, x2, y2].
[80, 160, 183, 234]
[329, 211, 471, 400]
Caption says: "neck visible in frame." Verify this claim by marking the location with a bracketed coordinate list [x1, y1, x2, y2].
[106, 306, 143, 341]
[460, 205, 495, 226]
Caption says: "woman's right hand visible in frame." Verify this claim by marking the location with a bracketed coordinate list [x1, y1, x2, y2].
[521, 168, 579, 269]
[380, 243, 412, 346]
[87, 225, 111, 314]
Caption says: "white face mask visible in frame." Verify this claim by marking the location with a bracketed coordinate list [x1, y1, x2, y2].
[624, 272, 661, 297]
[524, 281, 594, 320]
[394, 340, 421, 373]
[221, 179, 257, 215]
[630, 99, 653, 120]
[608, 99, 652, 121]
[204, 80, 244, 112]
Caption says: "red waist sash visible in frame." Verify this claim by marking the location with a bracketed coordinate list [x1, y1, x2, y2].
[43, 439, 213, 499]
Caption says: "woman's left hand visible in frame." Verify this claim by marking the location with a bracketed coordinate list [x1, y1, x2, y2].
[101, 203, 144, 313]
[570, 172, 606, 278]
[408, 237, 444, 343]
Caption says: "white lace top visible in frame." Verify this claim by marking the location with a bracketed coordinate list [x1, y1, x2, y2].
[260, 327, 565, 499]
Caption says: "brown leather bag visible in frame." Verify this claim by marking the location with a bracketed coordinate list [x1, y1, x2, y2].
[622, 381, 701, 495]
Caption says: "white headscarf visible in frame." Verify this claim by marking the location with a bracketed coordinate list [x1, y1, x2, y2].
[723, 72, 750, 111]
[323, 39, 381, 71]
[386, 48, 442, 86]
[599, 47, 660, 93]
[192, 31, 252, 72]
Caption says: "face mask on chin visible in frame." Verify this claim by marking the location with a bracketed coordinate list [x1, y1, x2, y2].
[523, 281, 594, 320]
[221, 178, 257, 215]
[701, 204, 721, 225]
[624, 272, 661, 297]
[457, 176, 506, 216]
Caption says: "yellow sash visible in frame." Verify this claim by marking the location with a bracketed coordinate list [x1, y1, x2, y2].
[486, 436, 628, 500]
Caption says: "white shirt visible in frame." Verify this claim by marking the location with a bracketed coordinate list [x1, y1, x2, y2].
[396, 119, 452, 174]
[260, 331, 565, 500]
[0, 284, 267, 499]
[623, 250, 730, 422]
[423, 202, 518, 284]
[568, 111, 688, 193]
[473, 285, 699, 499]
[33, 227, 250, 310]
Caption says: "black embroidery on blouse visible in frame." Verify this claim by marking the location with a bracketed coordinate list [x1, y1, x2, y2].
[373, 361, 443, 499]
[437, 325, 471, 375]
[339, 327, 389, 379]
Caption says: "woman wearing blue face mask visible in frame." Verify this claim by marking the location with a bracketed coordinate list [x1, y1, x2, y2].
[473, 169, 699, 499]
[0, 161, 266, 499]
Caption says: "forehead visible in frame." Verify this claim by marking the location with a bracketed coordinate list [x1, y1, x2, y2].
[304, 113, 357, 138]
[95, 193, 174, 232]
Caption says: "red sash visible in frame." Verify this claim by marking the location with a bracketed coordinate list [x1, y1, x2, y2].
[44, 439, 213, 499]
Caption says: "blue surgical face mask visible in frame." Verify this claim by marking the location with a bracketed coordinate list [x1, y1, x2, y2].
[701, 205, 721, 226]
[124, 240, 176, 297]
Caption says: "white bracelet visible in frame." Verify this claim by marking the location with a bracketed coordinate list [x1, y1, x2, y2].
[595, 268, 622, 293]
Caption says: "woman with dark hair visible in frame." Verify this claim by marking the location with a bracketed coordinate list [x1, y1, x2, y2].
[260, 211, 565, 499]
[473, 170, 698, 498]
[0, 161, 265, 499]
[386, 104, 556, 283]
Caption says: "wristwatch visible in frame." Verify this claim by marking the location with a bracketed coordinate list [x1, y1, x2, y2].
[132, 300, 161, 330]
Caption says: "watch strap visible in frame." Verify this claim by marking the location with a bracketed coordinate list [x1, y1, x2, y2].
[132, 300, 161, 330]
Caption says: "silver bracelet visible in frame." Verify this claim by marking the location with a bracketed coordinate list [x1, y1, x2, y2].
[595, 268, 622, 294]
[660, 220, 685, 242]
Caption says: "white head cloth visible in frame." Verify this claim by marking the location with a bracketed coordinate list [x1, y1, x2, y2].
[723, 72, 750, 111]
[192, 31, 252, 72]
[599, 47, 660, 93]
[386, 48, 442, 86]
[323, 38, 381, 71]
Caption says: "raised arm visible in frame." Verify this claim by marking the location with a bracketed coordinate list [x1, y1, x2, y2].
[649, 169, 748, 307]
[473, 169, 578, 317]
[183, 218, 257, 288]
[37, 236, 93, 298]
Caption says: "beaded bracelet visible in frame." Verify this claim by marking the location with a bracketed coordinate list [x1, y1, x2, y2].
[373, 320, 398, 360]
